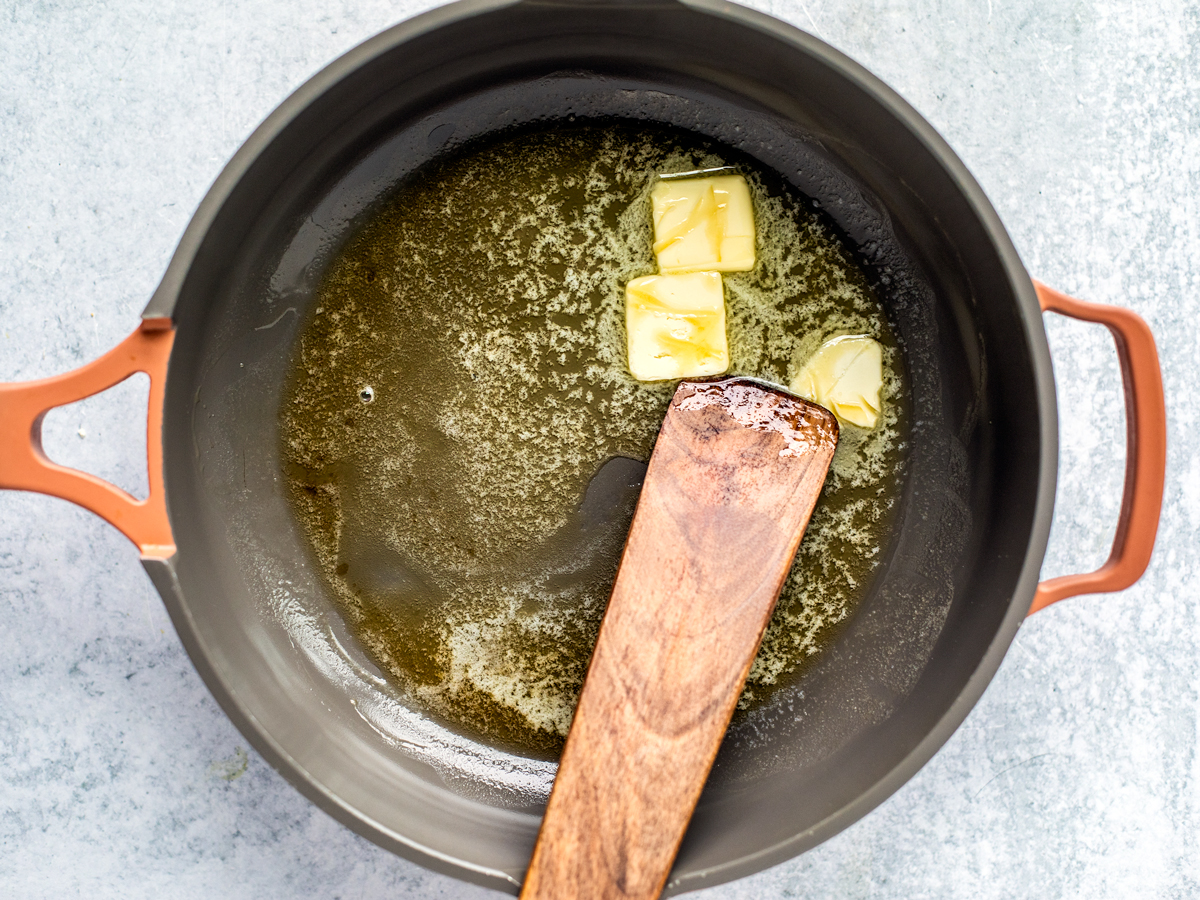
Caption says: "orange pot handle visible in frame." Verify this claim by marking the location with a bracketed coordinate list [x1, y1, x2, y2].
[0, 318, 176, 559]
[1028, 282, 1166, 615]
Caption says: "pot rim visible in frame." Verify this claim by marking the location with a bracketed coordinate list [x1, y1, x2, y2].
[140, 0, 1060, 892]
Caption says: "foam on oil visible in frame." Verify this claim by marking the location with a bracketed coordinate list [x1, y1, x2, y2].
[279, 122, 908, 757]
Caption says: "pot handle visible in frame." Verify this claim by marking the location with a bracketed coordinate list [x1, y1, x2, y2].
[1028, 281, 1166, 615]
[0, 318, 176, 559]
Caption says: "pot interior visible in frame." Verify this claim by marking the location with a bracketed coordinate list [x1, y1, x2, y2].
[151, 1, 1051, 893]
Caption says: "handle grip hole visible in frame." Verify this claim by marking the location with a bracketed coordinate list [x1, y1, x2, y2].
[39, 372, 151, 501]
[1040, 312, 1126, 583]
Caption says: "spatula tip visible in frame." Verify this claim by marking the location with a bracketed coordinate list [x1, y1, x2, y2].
[673, 377, 839, 458]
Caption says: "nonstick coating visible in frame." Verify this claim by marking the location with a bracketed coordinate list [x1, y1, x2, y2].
[139, 0, 1058, 893]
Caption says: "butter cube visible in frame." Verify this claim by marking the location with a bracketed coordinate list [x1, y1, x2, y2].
[651, 173, 755, 273]
[790, 335, 883, 429]
[625, 272, 729, 381]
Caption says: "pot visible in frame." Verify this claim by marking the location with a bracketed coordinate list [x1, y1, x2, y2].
[0, 0, 1167, 894]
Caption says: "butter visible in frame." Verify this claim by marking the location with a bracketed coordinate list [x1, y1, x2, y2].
[791, 335, 883, 428]
[651, 172, 755, 273]
[625, 272, 729, 381]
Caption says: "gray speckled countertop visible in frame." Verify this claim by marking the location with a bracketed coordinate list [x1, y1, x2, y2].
[1, 1, 1196, 897]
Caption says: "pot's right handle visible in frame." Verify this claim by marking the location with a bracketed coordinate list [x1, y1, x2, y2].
[1028, 281, 1166, 615]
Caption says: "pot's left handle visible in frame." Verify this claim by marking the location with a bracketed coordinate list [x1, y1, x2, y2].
[0, 318, 176, 559]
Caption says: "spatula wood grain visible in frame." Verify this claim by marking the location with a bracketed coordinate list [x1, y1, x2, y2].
[521, 377, 839, 900]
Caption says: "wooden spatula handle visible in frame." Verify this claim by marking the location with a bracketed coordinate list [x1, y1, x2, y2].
[521, 378, 838, 900]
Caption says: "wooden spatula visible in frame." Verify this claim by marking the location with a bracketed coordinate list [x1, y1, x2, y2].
[521, 376, 839, 900]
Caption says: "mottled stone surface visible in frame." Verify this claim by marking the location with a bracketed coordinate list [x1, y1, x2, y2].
[0, 1, 1195, 897]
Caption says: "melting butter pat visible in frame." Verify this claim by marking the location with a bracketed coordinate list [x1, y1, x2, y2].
[625, 272, 729, 381]
[791, 335, 883, 428]
[651, 173, 755, 273]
